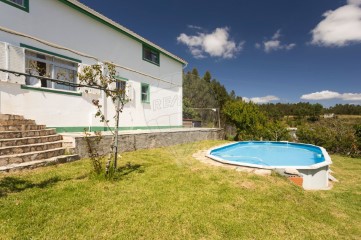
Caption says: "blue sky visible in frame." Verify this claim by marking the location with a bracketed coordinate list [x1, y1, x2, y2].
[80, 0, 361, 106]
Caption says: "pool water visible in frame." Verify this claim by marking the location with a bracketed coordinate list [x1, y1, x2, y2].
[209, 142, 326, 167]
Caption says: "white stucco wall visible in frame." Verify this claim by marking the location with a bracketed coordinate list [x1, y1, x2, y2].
[0, 0, 184, 131]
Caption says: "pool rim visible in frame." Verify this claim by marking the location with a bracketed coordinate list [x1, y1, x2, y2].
[206, 141, 332, 170]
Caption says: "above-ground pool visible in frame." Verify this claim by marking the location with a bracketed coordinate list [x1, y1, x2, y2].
[207, 142, 332, 190]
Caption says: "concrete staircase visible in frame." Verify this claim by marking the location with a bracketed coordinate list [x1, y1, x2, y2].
[0, 114, 80, 172]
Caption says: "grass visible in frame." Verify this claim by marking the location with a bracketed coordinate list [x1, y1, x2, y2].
[0, 140, 360, 239]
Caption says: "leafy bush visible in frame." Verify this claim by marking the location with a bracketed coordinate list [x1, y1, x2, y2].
[262, 120, 292, 141]
[297, 120, 361, 157]
[223, 100, 266, 140]
[223, 101, 292, 141]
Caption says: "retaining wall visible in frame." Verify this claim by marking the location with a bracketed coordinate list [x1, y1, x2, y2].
[65, 128, 223, 158]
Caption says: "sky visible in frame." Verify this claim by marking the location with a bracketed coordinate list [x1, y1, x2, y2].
[80, 0, 361, 106]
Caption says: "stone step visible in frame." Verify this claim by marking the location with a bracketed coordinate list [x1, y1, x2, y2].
[0, 119, 36, 126]
[0, 128, 57, 139]
[0, 124, 46, 131]
[0, 135, 63, 147]
[0, 147, 66, 166]
[0, 141, 63, 156]
[0, 154, 80, 172]
[0, 114, 24, 121]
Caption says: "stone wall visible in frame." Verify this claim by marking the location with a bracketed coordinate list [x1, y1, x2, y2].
[71, 128, 224, 158]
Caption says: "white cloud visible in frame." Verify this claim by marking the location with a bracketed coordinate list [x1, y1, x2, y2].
[311, 1, 361, 46]
[243, 95, 280, 104]
[301, 90, 341, 100]
[341, 93, 361, 100]
[187, 25, 203, 30]
[301, 90, 361, 101]
[177, 27, 244, 59]
[256, 29, 296, 53]
[271, 29, 282, 40]
[348, 0, 361, 6]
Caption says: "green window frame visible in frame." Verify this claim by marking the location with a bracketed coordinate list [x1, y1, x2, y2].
[142, 44, 160, 66]
[141, 83, 150, 103]
[0, 0, 29, 12]
[20, 43, 82, 63]
[21, 43, 81, 92]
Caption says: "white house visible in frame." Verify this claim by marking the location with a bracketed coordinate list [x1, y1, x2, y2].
[0, 0, 187, 132]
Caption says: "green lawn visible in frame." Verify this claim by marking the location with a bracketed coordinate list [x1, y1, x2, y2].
[0, 140, 360, 239]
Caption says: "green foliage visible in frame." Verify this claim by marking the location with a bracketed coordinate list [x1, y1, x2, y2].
[183, 98, 199, 119]
[354, 124, 361, 149]
[327, 104, 361, 115]
[262, 120, 291, 141]
[223, 100, 266, 140]
[183, 70, 218, 110]
[203, 70, 212, 83]
[191, 68, 199, 78]
[183, 67, 236, 128]
[297, 120, 361, 157]
[182, 70, 219, 126]
[259, 102, 325, 121]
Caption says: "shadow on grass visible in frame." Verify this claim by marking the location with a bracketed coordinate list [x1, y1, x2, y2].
[113, 162, 144, 179]
[117, 162, 143, 176]
[0, 176, 61, 198]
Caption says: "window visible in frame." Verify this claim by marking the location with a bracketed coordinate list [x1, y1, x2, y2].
[0, 0, 29, 12]
[143, 45, 159, 66]
[141, 83, 150, 103]
[115, 76, 127, 99]
[10, 0, 23, 5]
[25, 50, 78, 92]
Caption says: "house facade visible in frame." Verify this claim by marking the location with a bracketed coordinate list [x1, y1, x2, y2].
[0, 0, 186, 132]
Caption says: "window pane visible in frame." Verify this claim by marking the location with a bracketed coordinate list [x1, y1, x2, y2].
[25, 57, 52, 88]
[24, 50, 78, 91]
[9, 0, 24, 6]
[116, 80, 126, 98]
[54, 67, 76, 91]
[141, 84, 149, 102]
[55, 58, 76, 68]
[143, 46, 159, 65]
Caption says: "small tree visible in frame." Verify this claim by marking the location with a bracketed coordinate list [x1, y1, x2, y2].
[223, 100, 266, 140]
[78, 62, 129, 175]
[263, 120, 290, 141]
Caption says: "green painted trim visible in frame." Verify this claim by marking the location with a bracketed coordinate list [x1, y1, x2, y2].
[0, 0, 29, 12]
[142, 44, 160, 66]
[20, 43, 82, 63]
[114, 76, 128, 81]
[141, 83, 150, 103]
[21, 85, 82, 96]
[57, 0, 186, 66]
[52, 125, 183, 133]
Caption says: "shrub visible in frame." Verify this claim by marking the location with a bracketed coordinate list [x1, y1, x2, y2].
[297, 120, 361, 157]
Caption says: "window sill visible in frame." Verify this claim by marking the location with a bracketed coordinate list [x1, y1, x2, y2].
[21, 85, 82, 96]
[141, 101, 150, 104]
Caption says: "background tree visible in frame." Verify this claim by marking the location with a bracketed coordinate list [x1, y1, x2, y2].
[223, 100, 266, 140]
[263, 120, 290, 141]
[203, 71, 212, 83]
